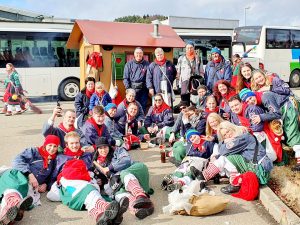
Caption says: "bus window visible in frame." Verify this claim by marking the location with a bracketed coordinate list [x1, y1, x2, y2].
[266, 29, 290, 49]
[291, 30, 300, 48]
[233, 26, 262, 45]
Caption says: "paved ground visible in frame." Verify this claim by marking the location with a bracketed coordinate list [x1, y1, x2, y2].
[0, 101, 279, 225]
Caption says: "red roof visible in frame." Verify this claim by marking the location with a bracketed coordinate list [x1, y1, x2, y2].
[67, 20, 185, 49]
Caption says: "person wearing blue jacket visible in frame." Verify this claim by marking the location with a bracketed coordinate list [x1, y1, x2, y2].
[92, 137, 154, 220]
[146, 48, 176, 107]
[143, 94, 174, 143]
[89, 81, 112, 112]
[81, 105, 116, 149]
[204, 47, 232, 92]
[191, 121, 273, 194]
[0, 135, 60, 224]
[123, 47, 149, 112]
[74, 76, 95, 129]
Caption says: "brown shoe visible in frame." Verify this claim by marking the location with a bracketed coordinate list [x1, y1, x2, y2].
[135, 205, 154, 219]
[132, 196, 152, 209]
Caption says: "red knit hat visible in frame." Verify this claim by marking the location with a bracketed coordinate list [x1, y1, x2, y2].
[44, 135, 60, 147]
[231, 171, 259, 201]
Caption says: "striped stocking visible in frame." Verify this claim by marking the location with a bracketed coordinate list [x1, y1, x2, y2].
[88, 198, 110, 220]
[203, 163, 220, 181]
[125, 178, 147, 198]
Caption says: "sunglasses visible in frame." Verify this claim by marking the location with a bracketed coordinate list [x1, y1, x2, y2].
[154, 99, 162, 102]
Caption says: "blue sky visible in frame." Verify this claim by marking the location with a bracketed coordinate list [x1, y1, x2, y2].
[0, 0, 299, 27]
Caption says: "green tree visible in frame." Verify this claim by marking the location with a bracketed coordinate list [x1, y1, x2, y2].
[114, 15, 167, 24]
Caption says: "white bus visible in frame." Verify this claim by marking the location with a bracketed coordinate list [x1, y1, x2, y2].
[232, 26, 300, 87]
[0, 21, 80, 100]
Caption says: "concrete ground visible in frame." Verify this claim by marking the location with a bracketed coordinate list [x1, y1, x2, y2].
[0, 101, 279, 225]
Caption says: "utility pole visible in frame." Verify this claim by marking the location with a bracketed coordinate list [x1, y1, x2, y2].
[245, 6, 250, 26]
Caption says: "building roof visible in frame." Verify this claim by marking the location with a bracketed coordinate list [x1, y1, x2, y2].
[66, 20, 185, 49]
[161, 16, 239, 29]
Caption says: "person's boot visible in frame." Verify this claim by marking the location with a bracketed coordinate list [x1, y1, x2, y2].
[126, 178, 152, 209]
[220, 184, 240, 194]
[95, 200, 119, 225]
[14, 196, 33, 221]
[135, 204, 154, 220]
[112, 197, 129, 225]
[0, 192, 21, 225]
[190, 166, 205, 180]
[292, 157, 300, 172]
[213, 174, 221, 184]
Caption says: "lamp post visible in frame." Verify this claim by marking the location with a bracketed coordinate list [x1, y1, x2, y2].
[244, 6, 250, 26]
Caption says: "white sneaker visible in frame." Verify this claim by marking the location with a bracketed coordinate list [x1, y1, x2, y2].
[148, 142, 156, 148]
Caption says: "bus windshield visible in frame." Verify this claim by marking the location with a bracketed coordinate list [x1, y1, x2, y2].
[233, 26, 262, 45]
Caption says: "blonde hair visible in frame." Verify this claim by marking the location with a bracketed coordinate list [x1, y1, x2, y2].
[217, 121, 246, 142]
[95, 81, 105, 90]
[154, 48, 164, 55]
[64, 131, 80, 143]
[251, 69, 271, 91]
[205, 113, 224, 137]
[126, 88, 136, 96]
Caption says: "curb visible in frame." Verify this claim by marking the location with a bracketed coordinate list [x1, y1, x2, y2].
[259, 186, 300, 224]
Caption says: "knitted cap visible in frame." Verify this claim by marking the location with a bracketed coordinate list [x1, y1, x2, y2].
[44, 135, 60, 147]
[211, 47, 221, 55]
[186, 129, 201, 143]
[104, 103, 117, 112]
[239, 88, 256, 102]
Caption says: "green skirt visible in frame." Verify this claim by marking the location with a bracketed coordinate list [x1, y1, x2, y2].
[227, 155, 270, 185]
[0, 169, 28, 198]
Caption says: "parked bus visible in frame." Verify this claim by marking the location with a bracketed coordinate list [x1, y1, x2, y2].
[232, 26, 300, 87]
[0, 21, 80, 100]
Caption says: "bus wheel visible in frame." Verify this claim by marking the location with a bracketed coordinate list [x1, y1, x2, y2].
[290, 70, 300, 88]
[58, 78, 80, 101]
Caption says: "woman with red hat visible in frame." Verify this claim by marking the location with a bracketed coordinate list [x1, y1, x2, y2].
[0, 135, 60, 224]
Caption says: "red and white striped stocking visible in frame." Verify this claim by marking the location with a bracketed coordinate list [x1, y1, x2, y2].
[203, 163, 220, 181]
[126, 178, 147, 198]
[88, 198, 110, 220]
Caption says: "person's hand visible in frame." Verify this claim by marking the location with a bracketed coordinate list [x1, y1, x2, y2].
[251, 115, 261, 125]
[96, 179, 102, 186]
[176, 73, 180, 80]
[28, 173, 39, 189]
[149, 89, 154, 97]
[153, 125, 159, 133]
[52, 106, 62, 118]
[169, 133, 175, 143]
[210, 155, 217, 163]
[222, 113, 230, 120]
[38, 183, 47, 193]
[144, 134, 150, 141]
[82, 146, 95, 153]
[147, 127, 154, 133]
[101, 167, 110, 176]
[203, 135, 214, 141]
[138, 121, 142, 129]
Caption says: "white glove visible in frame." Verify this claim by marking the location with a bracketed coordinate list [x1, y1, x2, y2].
[179, 137, 185, 142]
[116, 139, 122, 146]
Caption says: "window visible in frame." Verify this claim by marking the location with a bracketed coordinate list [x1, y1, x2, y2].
[266, 29, 291, 49]
[291, 30, 300, 48]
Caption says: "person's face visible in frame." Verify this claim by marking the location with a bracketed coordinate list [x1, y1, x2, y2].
[220, 128, 235, 140]
[95, 85, 103, 93]
[134, 49, 143, 62]
[186, 44, 194, 54]
[233, 57, 241, 65]
[63, 111, 76, 127]
[197, 88, 207, 98]
[206, 98, 217, 110]
[107, 108, 116, 117]
[126, 92, 135, 102]
[154, 96, 163, 106]
[97, 146, 109, 157]
[253, 72, 266, 86]
[218, 83, 228, 95]
[127, 105, 138, 117]
[229, 99, 243, 114]
[212, 52, 220, 61]
[66, 137, 81, 152]
[92, 113, 105, 125]
[45, 143, 58, 155]
[86, 81, 95, 91]
[155, 50, 164, 61]
[246, 96, 257, 106]
[5, 64, 13, 73]
[208, 117, 219, 130]
[189, 134, 200, 144]
[241, 66, 252, 80]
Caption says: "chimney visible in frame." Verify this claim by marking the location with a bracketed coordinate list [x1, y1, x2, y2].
[151, 20, 161, 38]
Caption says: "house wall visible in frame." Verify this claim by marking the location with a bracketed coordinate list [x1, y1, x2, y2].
[79, 42, 174, 98]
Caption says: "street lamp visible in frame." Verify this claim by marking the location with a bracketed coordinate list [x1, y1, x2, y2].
[244, 6, 250, 26]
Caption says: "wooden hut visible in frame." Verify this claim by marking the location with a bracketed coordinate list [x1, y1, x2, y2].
[66, 20, 185, 97]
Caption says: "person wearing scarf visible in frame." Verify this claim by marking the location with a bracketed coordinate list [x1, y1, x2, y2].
[0, 135, 60, 224]
[176, 42, 204, 105]
[123, 47, 150, 113]
[146, 48, 176, 106]
[89, 81, 112, 112]
[42, 107, 90, 151]
[81, 105, 116, 150]
[49, 132, 93, 188]
[115, 88, 145, 128]
[74, 76, 95, 129]
[204, 47, 232, 92]
[161, 129, 215, 192]
[143, 94, 174, 142]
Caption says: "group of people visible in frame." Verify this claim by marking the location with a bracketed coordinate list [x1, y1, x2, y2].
[1, 43, 300, 224]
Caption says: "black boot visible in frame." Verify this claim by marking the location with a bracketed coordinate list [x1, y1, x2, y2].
[220, 185, 240, 194]
[190, 166, 205, 180]
[292, 164, 300, 172]
[168, 157, 181, 167]
[213, 174, 221, 184]
[113, 197, 129, 225]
